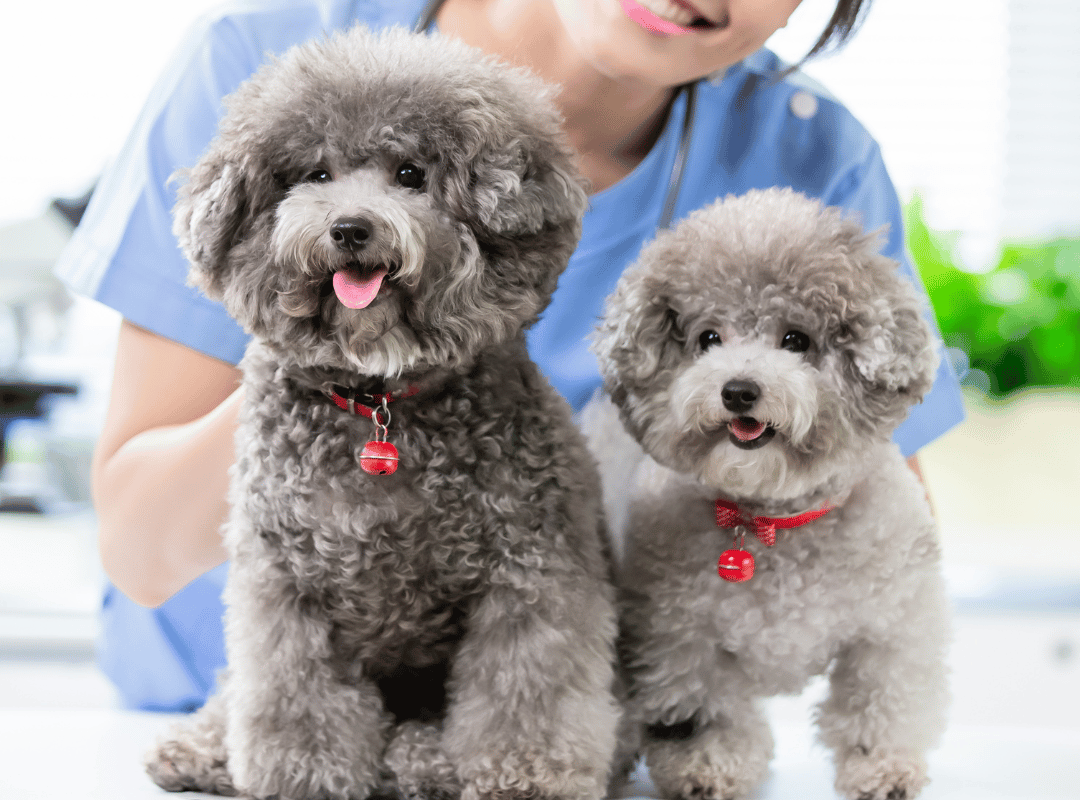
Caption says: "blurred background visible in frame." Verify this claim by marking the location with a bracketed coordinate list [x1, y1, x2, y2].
[0, 0, 1077, 775]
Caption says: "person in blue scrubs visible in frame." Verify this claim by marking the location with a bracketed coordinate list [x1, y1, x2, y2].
[57, 0, 965, 711]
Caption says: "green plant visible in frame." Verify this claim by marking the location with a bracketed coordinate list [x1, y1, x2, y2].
[905, 196, 1080, 397]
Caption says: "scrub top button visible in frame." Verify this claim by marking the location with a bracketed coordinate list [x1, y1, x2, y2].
[790, 90, 818, 119]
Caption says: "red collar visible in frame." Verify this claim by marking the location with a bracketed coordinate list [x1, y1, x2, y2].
[715, 498, 835, 547]
[325, 384, 420, 419]
[324, 384, 422, 476]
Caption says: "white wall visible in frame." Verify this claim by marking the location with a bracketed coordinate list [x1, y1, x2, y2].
[0, 0, 223, 225]
[771, 0, 1080, 269]
[769, 0, 1012, 270]
[1002, 0, 1080, 240]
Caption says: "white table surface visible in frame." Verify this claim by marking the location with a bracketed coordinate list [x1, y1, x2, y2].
[1, 707, 1078, 800]
[2, 604, 1079, 800]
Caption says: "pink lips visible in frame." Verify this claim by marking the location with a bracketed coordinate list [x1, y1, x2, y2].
[618, 0, 699, 36]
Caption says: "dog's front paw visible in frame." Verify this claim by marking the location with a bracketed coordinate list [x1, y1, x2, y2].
[383, 721, 461, 800]
[461, 777, 585, 800]
[145, 735, 236, 796]
[674, 776, 745, 800]
[459, 758, 603, 800]
[645, 723, 772, 800]
[232, 758, 374, 800]
[651, 769, 760, 800]
[834, 748, 928, 800]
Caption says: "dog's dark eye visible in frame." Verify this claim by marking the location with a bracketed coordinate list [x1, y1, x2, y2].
[303, 169, 332, 184]
[395, 162, 425, 190]
[698, 330, 722, 350]
[781, 330, 811, 353]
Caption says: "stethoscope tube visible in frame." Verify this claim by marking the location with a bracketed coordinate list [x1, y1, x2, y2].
[413, 0, 694, 232]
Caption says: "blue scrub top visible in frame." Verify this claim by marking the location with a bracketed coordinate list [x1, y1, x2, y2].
[57, 0, 965, 711]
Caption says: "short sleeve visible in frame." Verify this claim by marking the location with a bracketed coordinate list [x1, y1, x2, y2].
[53, 12, 270, 364]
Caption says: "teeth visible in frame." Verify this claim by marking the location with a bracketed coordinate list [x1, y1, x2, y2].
[637, 0, 697, 27]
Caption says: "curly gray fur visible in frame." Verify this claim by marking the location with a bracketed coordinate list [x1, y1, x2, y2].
[146, 26, 619, 800]
[594, 189, 940, 491]
[591, 189, 950, 800]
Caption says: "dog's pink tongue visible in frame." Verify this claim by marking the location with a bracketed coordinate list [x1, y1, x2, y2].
[730, 418, 767, 442]
[333, 266, 387, 309]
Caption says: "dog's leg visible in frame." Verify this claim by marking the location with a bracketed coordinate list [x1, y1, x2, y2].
[146, 690, 236, 795]
[816, 575, 950, 800]
[621, 585, 773, 800]
[443, 578, 620, 800]
[223, 565, 392, 800]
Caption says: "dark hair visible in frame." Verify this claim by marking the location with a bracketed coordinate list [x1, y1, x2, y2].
[804, 0, 873, 61]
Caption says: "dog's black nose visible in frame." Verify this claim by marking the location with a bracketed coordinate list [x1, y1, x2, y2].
[330, 217, 373, 251]
[721, 380, 760, 414]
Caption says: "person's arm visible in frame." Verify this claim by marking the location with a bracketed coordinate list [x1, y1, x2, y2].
[92, 320, 243, 608]
[906, 452, 935, 516]
[906, 454, 924, 483]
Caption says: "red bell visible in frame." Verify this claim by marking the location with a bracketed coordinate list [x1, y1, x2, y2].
[718, 549, 755, 582]
[360, 440, 399, 475]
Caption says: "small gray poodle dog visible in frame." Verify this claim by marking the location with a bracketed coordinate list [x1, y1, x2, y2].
[592, 189, 950, 800]
[144, 27, 619, 800]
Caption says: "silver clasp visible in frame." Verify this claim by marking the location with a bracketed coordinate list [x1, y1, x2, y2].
[371, 396, 391, 442]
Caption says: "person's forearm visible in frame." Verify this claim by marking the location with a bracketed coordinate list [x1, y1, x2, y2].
[93, 388, 243, 607]
[906, 453, 935, 516]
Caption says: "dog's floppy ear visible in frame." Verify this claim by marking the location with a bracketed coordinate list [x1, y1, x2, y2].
[172, 150, 264, 301]
[593, 268, 686, 405]
[465, 140, 589, 238]
[841, 258, 940, 402]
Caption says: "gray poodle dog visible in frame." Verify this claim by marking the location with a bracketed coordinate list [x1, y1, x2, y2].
[144, 26, 619, 800]
[592, 189, 950, 800]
